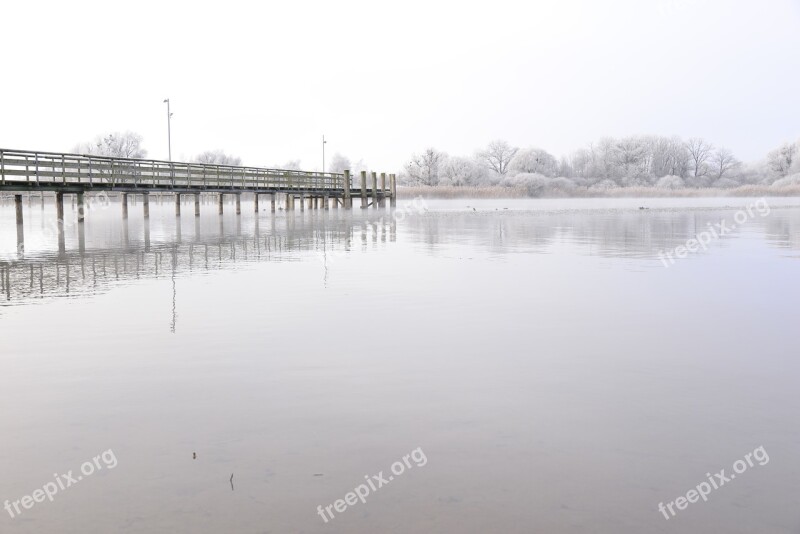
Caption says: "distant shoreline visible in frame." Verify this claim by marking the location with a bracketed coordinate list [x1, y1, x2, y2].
[397, 184, 800, 199]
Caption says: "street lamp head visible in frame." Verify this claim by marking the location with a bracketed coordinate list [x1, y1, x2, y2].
[163, 98, 169, 103]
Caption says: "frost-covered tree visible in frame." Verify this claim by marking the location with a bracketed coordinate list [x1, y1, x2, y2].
[327, 153, 351, 173]
[73, 131, 147, 159]
[767, 141, 798, 177]
[439, 156, 486, 186]
[685, 138, 713, 178]
[477, 140, 518, 177]
[194, 150, 242, 166]
[710, 147, 739, 180]
[405, 148, 446, 186]
[508, 147, 558, 177]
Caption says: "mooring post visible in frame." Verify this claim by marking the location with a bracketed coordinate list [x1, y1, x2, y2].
[143, 192, 150, 218]
[390, 174, 397, 207]
[343, 170, 352, 209]
[300, 194, 306, 212]
[235, 193, 241, 215]
[195, 193, 201, 216]
[121, 193, 128, 218]
[324, 195, 330, 210]
[56, 192, 65, 221]
[77, 192, 85, 222]
[254, 193, 259, 212]
[380, 172, 386, 207]
[285, 194, 291, 211]
[175, 194, 181, 216]
[270, 193, 276, 213]
[218, 193, 224, 215]
[360, 171, 368, 209]
[14, 194, 23, 226]
[371, 172, 378, 209]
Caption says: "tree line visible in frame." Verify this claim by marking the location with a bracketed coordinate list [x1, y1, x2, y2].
[401, 136, 800, 193]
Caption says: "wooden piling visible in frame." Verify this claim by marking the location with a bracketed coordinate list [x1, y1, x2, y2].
[121, 193, 128, 218]
[360, 171, 367, 209]
[344, 170, 352, 209]
[175, 194, 181, 216]
[195, 193, 201, 216]
[254, 193, 259, 212]
[218, 194, 224, 215]
[14, 194, 23, 226]
[270, 193, 276, 213]
[380, 172, 386, 207]
[235, 194, 241, 215]
[143, 193, 150, 218]
[371, 172, 378, 209]
[56, 192, 65, 221]
[390, 174, 397, 207]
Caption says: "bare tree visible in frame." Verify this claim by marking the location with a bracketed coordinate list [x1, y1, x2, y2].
[477, 140, 518, 176]
[73, 131, 147, 159]
[710, 147, 739, 180]
[405, 148, 446, 186]
[194, 150, 242, 166]
[685, 138, 713, 178]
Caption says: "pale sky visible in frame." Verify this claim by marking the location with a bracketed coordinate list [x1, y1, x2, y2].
[1, 0, 798, 171]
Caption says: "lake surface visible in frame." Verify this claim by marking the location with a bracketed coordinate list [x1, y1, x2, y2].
[1, 195, 799, 533]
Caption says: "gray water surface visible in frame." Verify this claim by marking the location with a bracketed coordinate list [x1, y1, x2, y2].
[1, 196, 799, 533]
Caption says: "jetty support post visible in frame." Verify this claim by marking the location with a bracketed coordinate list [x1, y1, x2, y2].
[270, 193, 276, 213]
[235, 193, 241, 215]
[143, 192, 150, 218]
[360, 171, 367, 209]
[254, 193, 259, 212]
[121, 193, 128, 218]
[371, 172, 378, 209]
[175, 193, 181, 216]
[343, 170, 352, 209]
[390, 174, 397, 207]
[218, 193, 224, 215]
[195, 193, 201, 216]
[54, 192, 64, 221]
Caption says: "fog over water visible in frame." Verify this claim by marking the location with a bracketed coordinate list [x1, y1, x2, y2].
[1, 197, 799, 533]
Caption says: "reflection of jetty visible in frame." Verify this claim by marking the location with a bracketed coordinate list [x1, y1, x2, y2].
[1, 148, 399, 251]
[0, 214, 397, 305]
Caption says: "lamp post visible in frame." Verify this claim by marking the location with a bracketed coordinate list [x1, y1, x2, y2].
[322, 135, 327, 172]
[163, 99, 173, 161]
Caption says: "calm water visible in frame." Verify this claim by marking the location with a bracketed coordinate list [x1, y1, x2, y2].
[1, 195, 799, 533]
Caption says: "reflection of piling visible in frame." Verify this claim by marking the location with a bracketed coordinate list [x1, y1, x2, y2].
[270, 193, 276, 213]
[78, 222, 86, 253]
[77, 192, 85, 222]
[195, 194, 201, 217]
